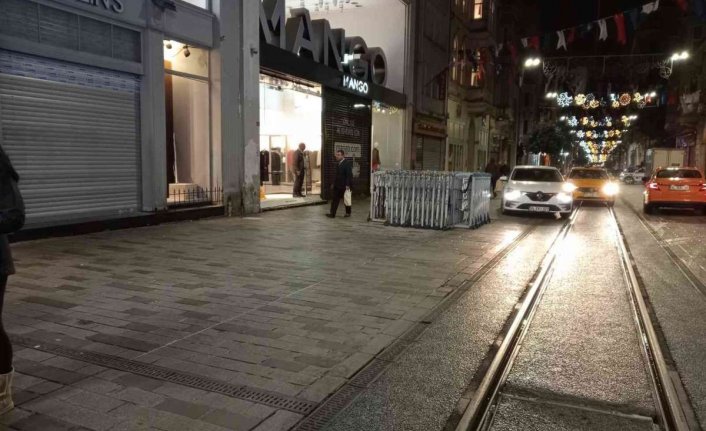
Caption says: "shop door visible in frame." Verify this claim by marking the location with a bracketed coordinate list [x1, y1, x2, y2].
[422, 138, 444, 171]
[0, 50, 140, 225]
[322, 89, 372, 200]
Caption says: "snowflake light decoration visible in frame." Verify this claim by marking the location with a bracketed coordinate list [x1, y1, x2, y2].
[633, 92, 643, 104]
[575, 94, 587, 106]
[576, 130, 585, 138]
[568, 116, 579, 127]
[580, 116, 589, 126]
[586, 93, 596, 102]
[589, 100, 600, 109]
[619, 93, 631, 106]
[557, 92, 573, 107]
[612, 100, 620, 109]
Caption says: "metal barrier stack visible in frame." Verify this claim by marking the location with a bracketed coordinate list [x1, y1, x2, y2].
[370, 171, 492, 230]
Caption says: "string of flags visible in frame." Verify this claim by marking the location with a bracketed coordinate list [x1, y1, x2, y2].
[491, 0, 706, 62]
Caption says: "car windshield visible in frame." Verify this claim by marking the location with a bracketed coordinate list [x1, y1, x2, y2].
[655, 169, 702, 179]
[512, 169, 563, 182]
[569, 169, 609, 180]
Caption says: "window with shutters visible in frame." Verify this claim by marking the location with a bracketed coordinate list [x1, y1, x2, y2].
[0, 0, 141, 63]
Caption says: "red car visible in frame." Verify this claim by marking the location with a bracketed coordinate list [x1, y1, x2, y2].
[643, 167, 706, 214]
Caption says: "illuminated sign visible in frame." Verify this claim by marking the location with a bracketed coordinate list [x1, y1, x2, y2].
[342, 75, 369, 95]
[260, 0, 388, 87]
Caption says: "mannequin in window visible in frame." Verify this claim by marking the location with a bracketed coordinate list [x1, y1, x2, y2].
[271, 148, 282, 186]
[260, 150, 270, 185]
[372, 142, 381, 172]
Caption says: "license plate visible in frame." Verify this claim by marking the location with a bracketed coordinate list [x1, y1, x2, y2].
[584, 192, 598, 198]
[529, 206, 550, 212]
[670, 185, 689, 191]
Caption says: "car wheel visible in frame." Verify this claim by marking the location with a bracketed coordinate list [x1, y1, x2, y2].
[643, 203, 653, 214]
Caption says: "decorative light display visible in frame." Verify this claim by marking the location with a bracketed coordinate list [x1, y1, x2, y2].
[576, 130, 585, 138]
[568, 116, 579, 127]
[619, 93, 631, 106]
[574, 93, 587, 106]
[586, 93, 595, 102]
[612, 100, 620, 109]
[589, 100, 600, 109]
[557, 92, 573, 107]
[632, 92, 643, 104]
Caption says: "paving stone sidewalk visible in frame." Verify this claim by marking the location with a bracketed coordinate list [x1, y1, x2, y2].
[0, 203, 534, 431]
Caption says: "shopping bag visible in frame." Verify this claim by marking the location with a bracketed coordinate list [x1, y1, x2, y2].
[343, 189, 352, 206]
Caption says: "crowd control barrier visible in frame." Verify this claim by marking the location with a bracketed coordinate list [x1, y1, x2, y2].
[370, 171, 492, 230]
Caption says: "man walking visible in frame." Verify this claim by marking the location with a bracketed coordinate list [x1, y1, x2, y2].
[293, 143, 306, 197]
[327, 149, 353, 218]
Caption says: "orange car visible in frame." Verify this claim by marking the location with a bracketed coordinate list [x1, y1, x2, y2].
[643, 167, 706, 214]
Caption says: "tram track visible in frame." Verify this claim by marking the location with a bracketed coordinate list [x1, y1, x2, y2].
[454, 204, 696, 431]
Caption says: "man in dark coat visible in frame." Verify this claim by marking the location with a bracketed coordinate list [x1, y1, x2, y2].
[485, 158, 500, 198]
[0, 144, 25, 415]
[327, 149, 353, 218]
[293, 143, 306, 197]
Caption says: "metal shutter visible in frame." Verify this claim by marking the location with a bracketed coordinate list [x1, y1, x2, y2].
[422, 138, 444, 171]
[322, 89, 371, 200]
[0, 57, 140, 225]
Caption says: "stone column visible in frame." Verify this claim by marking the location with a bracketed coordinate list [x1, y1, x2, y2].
[212, 0, 260, 216]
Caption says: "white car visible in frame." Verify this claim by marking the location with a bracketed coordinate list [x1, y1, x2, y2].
[619, 168, 647, 184]
[501, 166, 574, 218]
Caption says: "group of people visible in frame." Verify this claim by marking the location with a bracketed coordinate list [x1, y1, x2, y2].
[292, 143, 353, 218]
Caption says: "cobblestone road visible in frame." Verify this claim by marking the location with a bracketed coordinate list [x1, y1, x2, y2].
[0, 203, 535, 431]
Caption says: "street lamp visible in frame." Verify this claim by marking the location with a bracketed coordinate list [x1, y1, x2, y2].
[524, 57, 541, 68]
[545, 92, 558, 99]
[671, 51, 689, 62]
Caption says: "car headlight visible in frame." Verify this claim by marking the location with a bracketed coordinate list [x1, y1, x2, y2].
[557, 192, 573, 203]
[504, 188, 521, 201]
[602, 182, 619, 196]
[562, 183, 577, 193]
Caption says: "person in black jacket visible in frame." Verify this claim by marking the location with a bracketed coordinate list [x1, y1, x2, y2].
[0, 144, 24, 415]
[327, 149, 353, 218]
[293, 143, 306, 197]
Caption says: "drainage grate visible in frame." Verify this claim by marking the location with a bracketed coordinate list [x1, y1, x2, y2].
[348, 359, 388, 388]
[292, 384, 362, 431]
[376, 339, 411, 362]
[12, 336, 317, 415]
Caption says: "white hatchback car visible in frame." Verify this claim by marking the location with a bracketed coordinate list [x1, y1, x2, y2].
[501, 166, 574, 218]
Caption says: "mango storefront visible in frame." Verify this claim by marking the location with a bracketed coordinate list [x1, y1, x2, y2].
[258, 0, 410, 208]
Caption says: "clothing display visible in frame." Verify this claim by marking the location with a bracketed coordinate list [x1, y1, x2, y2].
[270, 149, 283, 185]
[372, 148, 381, 172]
[260, 150, 270, 184]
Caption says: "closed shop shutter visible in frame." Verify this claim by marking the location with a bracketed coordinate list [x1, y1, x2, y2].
[0, 50, 140, 225]
[422, 138, 444, 171]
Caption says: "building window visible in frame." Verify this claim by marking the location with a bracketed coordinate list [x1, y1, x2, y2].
[467, 49, 483, 87]
[473, 0, 483, 19]
[164, 40, 219, 207]
[452, 36, 461, 83]
[181, 0, 210, 9]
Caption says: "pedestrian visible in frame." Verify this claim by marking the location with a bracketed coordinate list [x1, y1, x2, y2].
[327, 149, 353, 218]
[293, 143, 306, 198]
[485, 158, 500, 198]
[0, 144, 25, 415]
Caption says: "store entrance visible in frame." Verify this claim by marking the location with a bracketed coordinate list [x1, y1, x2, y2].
[259, 74, 323, 209]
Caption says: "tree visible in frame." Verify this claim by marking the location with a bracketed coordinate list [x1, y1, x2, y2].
[527, 125, 572, 160]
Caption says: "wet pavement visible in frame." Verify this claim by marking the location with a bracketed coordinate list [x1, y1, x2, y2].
[1, 189, 705, 431]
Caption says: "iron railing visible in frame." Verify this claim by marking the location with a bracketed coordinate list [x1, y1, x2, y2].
[167, 185, 223, 207]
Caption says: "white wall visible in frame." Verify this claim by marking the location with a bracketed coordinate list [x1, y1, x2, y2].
[172, 76, 210, 188]
[297, 0, 408, 93]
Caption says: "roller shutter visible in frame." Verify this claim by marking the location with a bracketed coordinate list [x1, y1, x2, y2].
[0, 50, 140, 225]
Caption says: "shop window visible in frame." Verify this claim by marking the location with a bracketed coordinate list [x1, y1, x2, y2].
[372, 102, 404, 172]
[259, 74, 323, 206]
[164, 40, 217, 207]
[473, 0, 483, 19]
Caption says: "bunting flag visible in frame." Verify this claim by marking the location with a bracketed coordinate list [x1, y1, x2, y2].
[614, 13, 627, 45]
[598, 19, 608, 41]
[512, 0, 662, 55]
[642, 0, 660, 14]
[557, 30, 567, 50]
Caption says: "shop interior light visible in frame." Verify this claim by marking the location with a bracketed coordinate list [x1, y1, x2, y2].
[649, 91, 657, 97]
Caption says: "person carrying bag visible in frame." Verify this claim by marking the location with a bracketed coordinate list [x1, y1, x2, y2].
[0, 144, 25, 415]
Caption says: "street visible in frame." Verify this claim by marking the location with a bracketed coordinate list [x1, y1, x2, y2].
[1, 186, 705, 431]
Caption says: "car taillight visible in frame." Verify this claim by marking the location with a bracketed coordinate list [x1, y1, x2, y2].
[700, 184, 706, 192]
[648, 182, 660, 191]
